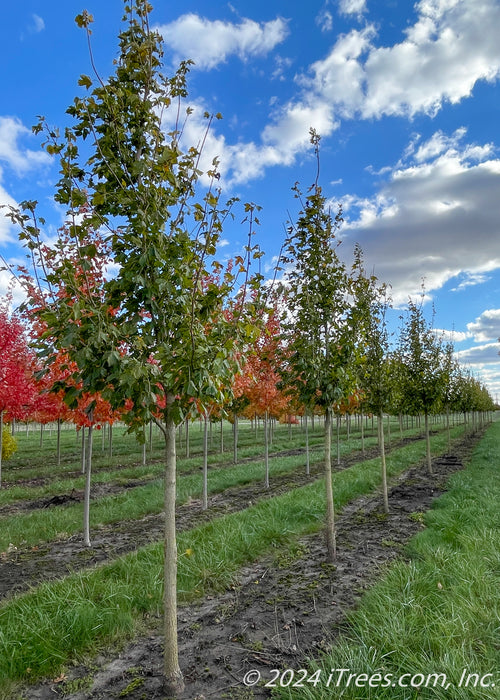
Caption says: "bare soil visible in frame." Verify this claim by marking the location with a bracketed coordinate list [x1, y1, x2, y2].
[12, 430, 481, 700]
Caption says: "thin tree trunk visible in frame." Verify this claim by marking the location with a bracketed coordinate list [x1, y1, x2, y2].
[39, 422, 44, 448]
[233, 412, 238, 464]
[425, 412, 432, 475]
[305, 410, 310, 476]
[56, 418, 62, 466]
[378, 412, 389, 513]
[324, 408, 336, 561]
[220, 417, 224, 454]
[162, 395, 184, 695]
[264, 410, 270, 489]
[446, 406, 451, 453]
[185, 419, 190, 459]
[336, 414, 341, 465]
[360, 409, 365, 455]
[83, 424, 93, 547]
[202, 412, 208, 510]
[81, 427, 86, 474]
[108, 422, 113, 458]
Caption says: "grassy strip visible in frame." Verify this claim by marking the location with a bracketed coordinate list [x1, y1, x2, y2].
[0, 452, 323, 551]
[273, 422, 500, 700]
[0, 425, 466, 690]
[0, 429, 327, 493]
[3, 422, 325, 481]
[0, 425, 455, 551]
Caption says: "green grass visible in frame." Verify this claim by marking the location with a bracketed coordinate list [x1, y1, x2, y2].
[0, 424, 463, 552]
[272, 421, 500, 700]
[0, 424, 468, 692]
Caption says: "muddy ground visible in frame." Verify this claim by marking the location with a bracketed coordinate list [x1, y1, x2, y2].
[11, 430, 481, 700]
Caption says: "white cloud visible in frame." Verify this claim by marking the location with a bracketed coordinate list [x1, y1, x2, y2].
[303, 0, 500, 120]
[455, 342, 500, 365]
[316, 9, 334, 32]
[0, 183, 18, 245]
[156, 14, 289, 70]
[0, 117, 50, 175]
[450, 272, 491, 291]
[467, 309, 500, 343]
[304, 26, 375, 118]
[165, 96, 339, 187]
[31, 15, 45, 33]
[338, 0, 367, 18]
[0, 268, 27, 309]
[340, 130, 500, 304]
[433, 328, 472, 343]
[152, 0, 500, 189]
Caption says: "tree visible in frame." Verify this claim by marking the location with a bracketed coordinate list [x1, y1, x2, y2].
[280, 131, 354, 562]
[7, 3, 261, 694]
[397, 297, 444, 475]
[237, 305, 288, 488]
[0, 298, 36, 487]
[350, 246, 392, 512]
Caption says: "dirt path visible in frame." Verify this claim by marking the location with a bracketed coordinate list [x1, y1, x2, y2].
[15, 431, 481, 700]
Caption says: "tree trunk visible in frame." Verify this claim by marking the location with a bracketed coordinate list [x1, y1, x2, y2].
[220, 417, 224, 454]
[56, 418, 62, 466]
[336, 413, 341, 466]
[108, 422, 113, 458]
[264, 410, 270, 489]
[233, 412, 238, 464]
[360, 409, 365, 455]
[324, 408, 336, 562]
[378, 412, 389, 513]
[162, 395, 184, 695]
[83, 424, 93, 547]
[305, 410, 310, 476]
[446, 406, 451, 453]
[425, 412, 432, 475]
[202, 412, 208, 510]
[81, 427, 86, 475]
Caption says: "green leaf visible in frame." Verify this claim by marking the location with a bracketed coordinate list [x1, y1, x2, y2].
[78, 75, 93, 89]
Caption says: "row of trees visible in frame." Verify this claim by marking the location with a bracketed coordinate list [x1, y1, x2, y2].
[0, 2, 495, 694]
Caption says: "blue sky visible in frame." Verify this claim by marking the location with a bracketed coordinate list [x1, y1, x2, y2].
[1, 0, 500, 397]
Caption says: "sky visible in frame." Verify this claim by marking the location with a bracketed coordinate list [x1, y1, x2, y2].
[1, 0, 500, 398]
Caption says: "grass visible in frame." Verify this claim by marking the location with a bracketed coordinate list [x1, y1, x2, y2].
[0, 424, 468, 692]
[272, 421, 500, 700]
[0, 424, 463, 552]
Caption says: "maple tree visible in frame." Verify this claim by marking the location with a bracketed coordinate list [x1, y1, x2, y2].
[0, 297, 36, 487]
[397, 296, 445, 475]
[236, 304, 288, 487]
[7, 3, 262, 693]
[349, 245, 393, 511]
[280, 131, 355, 562]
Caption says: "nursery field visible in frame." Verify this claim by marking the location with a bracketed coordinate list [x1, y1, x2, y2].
[0, 415, 498, 700]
